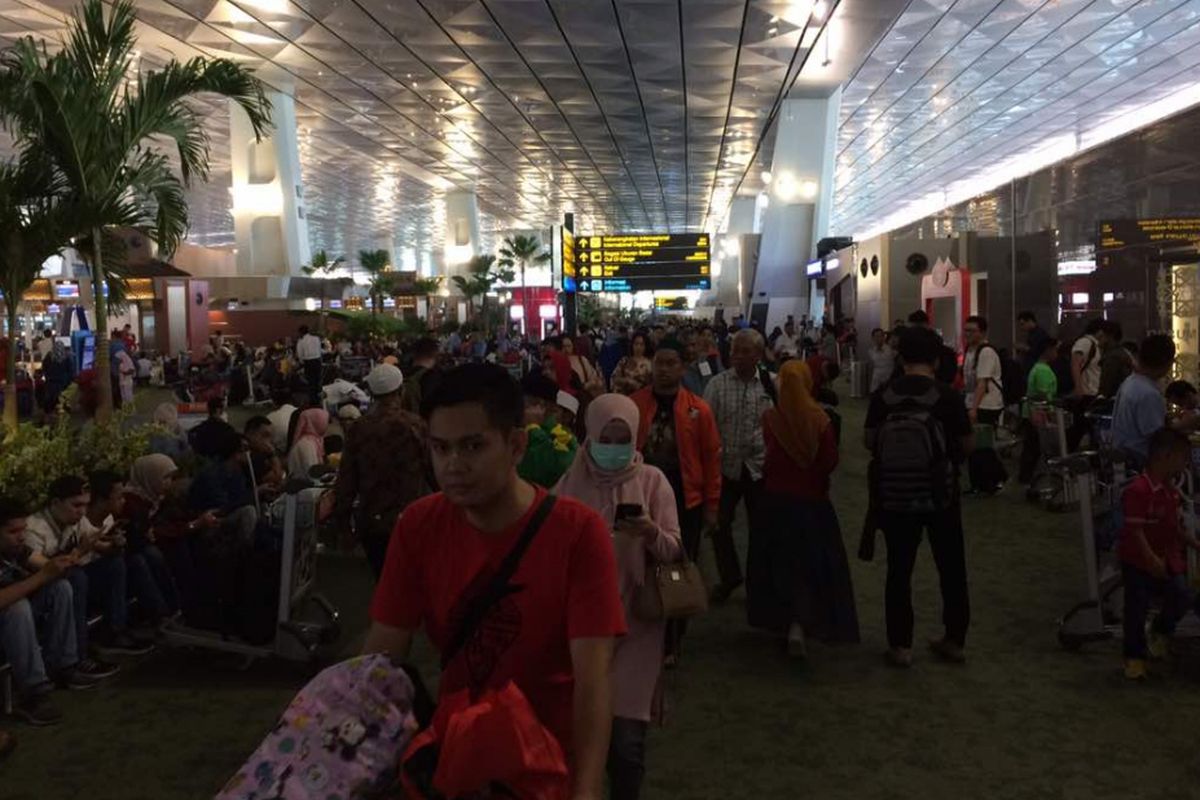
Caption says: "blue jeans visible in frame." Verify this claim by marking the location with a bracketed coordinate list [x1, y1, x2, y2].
[67, 555, 129, 653]
[1122, 563, 1200, 658]
[127, 546, 178, 620]
[0, 579, 77, 695]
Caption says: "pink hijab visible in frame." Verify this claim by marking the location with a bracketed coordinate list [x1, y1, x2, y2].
[292, 408, 329, 462]
[555, 393, 679, 591]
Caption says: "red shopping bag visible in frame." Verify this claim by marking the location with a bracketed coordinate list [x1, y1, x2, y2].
[401, 681, 567, 799]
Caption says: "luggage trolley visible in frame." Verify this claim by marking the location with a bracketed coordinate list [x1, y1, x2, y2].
[1027, 400, 1078, 511]
[162, 485, 341, 663]
[1057, 451, 1126, 650]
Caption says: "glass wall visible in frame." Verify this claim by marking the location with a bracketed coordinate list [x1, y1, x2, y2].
[883, 101, 1200, 355]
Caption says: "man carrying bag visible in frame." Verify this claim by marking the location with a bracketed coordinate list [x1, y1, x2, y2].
[364, 364, 626, 800]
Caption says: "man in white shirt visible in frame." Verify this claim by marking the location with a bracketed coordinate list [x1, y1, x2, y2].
[963, 315, 1007, 493]
[24, 476, 149, 667]
[295, 325, 324, 406]
[1067, 319, 1107, 450]
[867, 328, 896, 393]
[773, 320, 799, 359]
[34, 330, 53, 361]
[703, 329, 774, 602]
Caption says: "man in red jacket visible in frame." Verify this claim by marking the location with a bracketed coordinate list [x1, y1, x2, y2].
[630, 339, 721, 662]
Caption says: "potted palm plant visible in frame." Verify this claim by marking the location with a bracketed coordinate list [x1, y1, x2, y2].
[498, 234, 551, 330]
[359, 248, 393, 315]
[0, 0, 272, 421]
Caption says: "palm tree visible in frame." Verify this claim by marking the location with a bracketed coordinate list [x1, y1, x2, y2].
[0, 155, 76, 431]
[0, 0, 272, 421]
[358, 248, 392, 315]
[413, 276, 443, 297]
[497, 234, 551, 329]
[451, 254, 513, 325]
[303, 248, 345, 332]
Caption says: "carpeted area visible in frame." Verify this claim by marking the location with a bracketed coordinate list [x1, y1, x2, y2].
[11, 394, 1200, 799]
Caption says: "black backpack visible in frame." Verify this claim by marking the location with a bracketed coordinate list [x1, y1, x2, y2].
[872, 386, 955, 513]
[935, 343, 958, 385]
[973, 344, 1024, 407]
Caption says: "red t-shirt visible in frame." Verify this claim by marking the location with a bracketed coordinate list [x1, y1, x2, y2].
[1118, 473, 1185, 575]
[370, 487, 626, 752]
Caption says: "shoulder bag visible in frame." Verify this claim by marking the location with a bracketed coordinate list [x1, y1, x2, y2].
[633, 552, 709, 622]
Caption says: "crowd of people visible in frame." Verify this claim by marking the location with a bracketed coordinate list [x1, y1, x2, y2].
[5, 306, 1200, 798]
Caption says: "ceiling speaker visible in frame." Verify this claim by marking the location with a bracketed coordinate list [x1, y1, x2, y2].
[905, 252, 929, 275]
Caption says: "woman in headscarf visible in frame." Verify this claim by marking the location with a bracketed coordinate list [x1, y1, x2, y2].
[119, 454, 182, 625]
[148, 402, 191, 461]
[748, 360, 859, 658]
[554, 393, 681, 800]
[41, 337, 75, 414]
[287, 408, 329, 477]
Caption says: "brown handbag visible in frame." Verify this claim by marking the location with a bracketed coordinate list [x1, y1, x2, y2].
[633, 557, 709, 622]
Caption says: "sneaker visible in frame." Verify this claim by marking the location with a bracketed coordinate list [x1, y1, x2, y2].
[76, 658, 120, 681]
[929, 638, 967, 664]
[885, 647, 913, 668]
[1148, 632, 1169, 660]
[12, 693, 62, 726]
[1124, 658, 1148, 681]
[709, 579, 744, 605]
[95, 632, 153, 657]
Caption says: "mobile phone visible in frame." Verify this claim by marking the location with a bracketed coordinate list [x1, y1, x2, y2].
[614, 503, 643, 522]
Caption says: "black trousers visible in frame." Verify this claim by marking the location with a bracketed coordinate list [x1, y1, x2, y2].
[1018, 419, 1041, 484]
[968, 408, 1007, 491]
[1065, 395, 1095, 452]
[607, 716, 648, 800]
[713, 466, 762, 588]
[883, 506, 969, 649]
[303, 358, 323, 406]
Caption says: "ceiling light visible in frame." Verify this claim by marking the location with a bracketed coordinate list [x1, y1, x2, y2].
[767, 26, 778, 35]
[799, 180, 819, 200]
[761, 170, 772, 184]
[774, 171, 797, 202]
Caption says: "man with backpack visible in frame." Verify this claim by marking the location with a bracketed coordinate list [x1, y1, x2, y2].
[962, 315, 1009, 495]
[906, 310, 959, 386]
[865, 327, 973, 668]
[1066, 319, 1107, 450]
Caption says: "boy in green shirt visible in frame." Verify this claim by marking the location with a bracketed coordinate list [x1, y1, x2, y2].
[1019, 338, 1059, 483]
[517, 372, 579, 488]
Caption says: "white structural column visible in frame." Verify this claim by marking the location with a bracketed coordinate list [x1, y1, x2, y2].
[752, 90, 841, 330]
[715, 196, 759, 310]
[443, 190, 481, 321]
[229, 91, 312, 276]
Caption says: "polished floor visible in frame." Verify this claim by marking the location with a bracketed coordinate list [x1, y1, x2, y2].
[12, 394, 1200, 800]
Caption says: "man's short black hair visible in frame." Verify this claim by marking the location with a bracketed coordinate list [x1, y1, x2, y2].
[1034, 337, 1059, 361]
[896, 326, 943, 367]
[1165, 380, 1196, 402]
[655, 338, 686, 360]
[412, 337, 439, 360]
[1148, 427, 1190, 463]
[1102, 320, 1123, 342]
[1138, 334, 1176, 372]
[1017, 310, 1037, 323]
[245, 415, 272, 434]
[521, 371, 559, 404]
[299, 325, 310, 335]
[1084, 318, 1104, 336]
[207, 396, 225, 417]
[422, 363, 523, 430]
[87, 470, 124, 504]
[211, 425, 246, 461]
[965, 315, 988, 332]
[544, 335, 563, 350]
[0, 496, 27, 527]
[47, 475, 86, 502]
[907, 310, 930, 325]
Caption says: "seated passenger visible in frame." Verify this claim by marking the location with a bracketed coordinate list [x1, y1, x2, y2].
[148, 402, 190, 462]
[189, 427, 258, 550]
[286, 408, 329, 478]
[0, 497, 103, 726]
[1111, 335, 1198, 468]
[24, 476, 151, 662]
[87, 470, 177, 629]
[1119, 429, 1200, 680]
[243, 416, 285, 500]
[1165, 379, 1198, 414]
[188, 397, 238, 460]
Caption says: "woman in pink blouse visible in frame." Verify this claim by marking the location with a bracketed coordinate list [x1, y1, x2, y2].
[555, 392, 681, 800]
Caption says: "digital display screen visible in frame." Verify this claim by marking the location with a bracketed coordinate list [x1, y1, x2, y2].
[574, 233, 711, 292]
[1098, 218, 1200, 251]
[561, 228, 576, 292]
[328, 299, 343, 309]
[56, 282, 79, 299]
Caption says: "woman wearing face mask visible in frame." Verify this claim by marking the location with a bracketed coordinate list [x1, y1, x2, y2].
[554, 393, 681, 800]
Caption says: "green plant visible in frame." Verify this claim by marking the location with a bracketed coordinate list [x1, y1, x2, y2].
[0, 153, 77, 431]
[303, 249, 347, 334]
[413, 276, 443, 297]
[0, 0, 272, 422]
[0, 386, 154, 508]
[358, 248, 392, 315]
[450, 254, 513, 326]
[576, 293, 602, 329]
[497, 234, 550, 323]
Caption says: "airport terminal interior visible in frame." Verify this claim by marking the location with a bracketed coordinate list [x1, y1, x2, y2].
[3, 0, 1200, 797]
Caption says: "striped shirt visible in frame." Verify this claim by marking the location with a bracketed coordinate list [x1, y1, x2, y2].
[703, 369, 775, 480]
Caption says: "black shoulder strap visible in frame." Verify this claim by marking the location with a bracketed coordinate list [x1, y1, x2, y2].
[759, 367, 777, 404]
[439, 494, 558, 671]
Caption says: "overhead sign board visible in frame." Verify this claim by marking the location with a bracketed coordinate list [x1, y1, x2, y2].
[575, 233, 710, 292]
[561, 228, 576, 292]
[1098, 218, 1200, 252]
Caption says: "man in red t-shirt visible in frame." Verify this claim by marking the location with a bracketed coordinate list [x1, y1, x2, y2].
[365, 363, 626, 799]
[1118, 427, 1200, 680]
